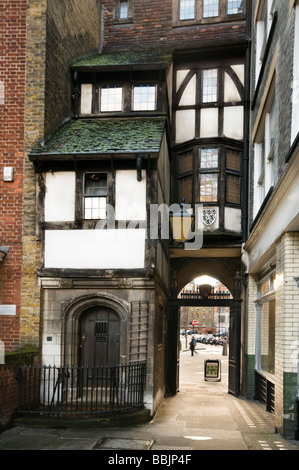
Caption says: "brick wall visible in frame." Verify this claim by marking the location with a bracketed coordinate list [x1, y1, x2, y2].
[20, 0, 101, 347]
[0, 352, 39, 429]
[45, 0, 101, 138]
[275, 232, 299, 437]
[248, 0, 296, 226]
[0, 0, 27, 351]
[101, 0, 247, 53]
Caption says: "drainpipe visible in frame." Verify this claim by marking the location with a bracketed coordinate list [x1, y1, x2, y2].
[98, 2, 104, 55]
[294, 276, 299, 440]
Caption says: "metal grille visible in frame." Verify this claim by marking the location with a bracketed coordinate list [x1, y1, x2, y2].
[255, 372, 275, 414]
[15, 362, 146, 417]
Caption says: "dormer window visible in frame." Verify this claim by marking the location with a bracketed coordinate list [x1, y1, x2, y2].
[132, 85, 157, 111]
[80, 83, 158, 115]
[100, 86, 123, 112]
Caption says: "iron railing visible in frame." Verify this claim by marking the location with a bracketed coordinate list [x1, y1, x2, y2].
[15, 362, 146, 417]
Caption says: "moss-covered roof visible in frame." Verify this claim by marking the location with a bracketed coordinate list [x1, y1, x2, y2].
[30, 118, 166, 158]
[72, 49, 173, 69]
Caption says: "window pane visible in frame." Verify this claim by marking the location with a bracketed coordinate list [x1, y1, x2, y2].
[119, 0, 129, 19]
[84, 197, 106, 219]
[84, 174, 107, 196]
[203, 0, 219, 18]
[226, 174, 240, 204]
[133, 85, 156, 111]
[179, 0, 195, 20]
[202, 69, 218, 103]
[260, 300, 275, 374]
[200, 173, 218, 202]
[227, 0, 243, 15]
[100, 86, 122, 112]
[226, 149, 241, 171]
[178, 175, 193, 204]
[178, 151, 193, 174]
[200, 148, 218, 168]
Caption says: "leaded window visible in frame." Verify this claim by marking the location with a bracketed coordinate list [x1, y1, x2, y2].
[179, 0, 195, 19]
[203, 0, 219, 18]
[132, 85, 157, 111]
[84, 173, 107, 219]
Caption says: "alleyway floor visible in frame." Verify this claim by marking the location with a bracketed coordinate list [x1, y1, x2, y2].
[1, 342, 299, 454]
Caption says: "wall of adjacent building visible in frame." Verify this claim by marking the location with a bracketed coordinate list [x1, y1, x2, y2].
[0, 0, 27, 351]
[21, 0, 102, 348]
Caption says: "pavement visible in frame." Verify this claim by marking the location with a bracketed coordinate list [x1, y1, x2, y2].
[1, 342, 299, 456]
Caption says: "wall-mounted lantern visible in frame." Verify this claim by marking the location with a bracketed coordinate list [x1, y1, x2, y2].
[170, 199, 194, 243]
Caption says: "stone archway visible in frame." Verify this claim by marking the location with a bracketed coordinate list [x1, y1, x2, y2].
[167, 256, 242, 396]
[61, 292, 130, 366]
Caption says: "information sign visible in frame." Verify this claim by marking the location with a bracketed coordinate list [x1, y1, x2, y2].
[204, 359, 221, 382]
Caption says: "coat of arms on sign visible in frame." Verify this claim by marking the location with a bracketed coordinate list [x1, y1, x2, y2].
[201, 209, 217, 226]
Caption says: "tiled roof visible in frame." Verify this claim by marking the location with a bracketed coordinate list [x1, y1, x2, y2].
[72, 49, 173, 68]
[30, 118, 166, 157]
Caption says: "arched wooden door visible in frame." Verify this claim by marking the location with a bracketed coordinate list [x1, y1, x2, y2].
[80, 306, 120, 367]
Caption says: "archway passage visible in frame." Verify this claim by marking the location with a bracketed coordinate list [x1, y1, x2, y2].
[167, 258, 242, 397]
[80, 306, 120, 367]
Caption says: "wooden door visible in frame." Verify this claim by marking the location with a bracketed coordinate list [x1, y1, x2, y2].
[80, 307, 120, 367]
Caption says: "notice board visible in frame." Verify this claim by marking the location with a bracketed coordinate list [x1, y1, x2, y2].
[204, 359, 221, 382]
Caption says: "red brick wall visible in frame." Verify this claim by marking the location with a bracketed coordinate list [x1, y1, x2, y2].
[0, 0, 27, 351]
[0, 365, 20, 428]
[102, 0, 247, 52]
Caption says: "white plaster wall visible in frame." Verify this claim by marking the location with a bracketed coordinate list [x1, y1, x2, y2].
[44, 229, 146, 269]
[175, 110, 195, 143]
[44, 172, 76, 222]
[224, 207, 242, 233]
[200, 108, 219, 137]
[80, 84, 92, 114]
[224, 73, 242, 102]
[179, 75, 196, 106]
[231, 64, 245, 85]
[115, 170, 146, 220]
[176, 70, 190, 90]
[223, 106, 244, 140]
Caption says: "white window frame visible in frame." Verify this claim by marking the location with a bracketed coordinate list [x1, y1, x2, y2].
[253, 93, 276, 218]
[255, 0, 277, 84]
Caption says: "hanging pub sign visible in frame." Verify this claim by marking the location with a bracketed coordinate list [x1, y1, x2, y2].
[204, 359, 221, 382]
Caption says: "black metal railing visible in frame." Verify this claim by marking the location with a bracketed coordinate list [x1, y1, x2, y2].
[15, 362, 146, 417]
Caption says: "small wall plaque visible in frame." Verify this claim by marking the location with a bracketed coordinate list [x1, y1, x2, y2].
[0, 305, 16, 316]
[3, 167, 14, 182]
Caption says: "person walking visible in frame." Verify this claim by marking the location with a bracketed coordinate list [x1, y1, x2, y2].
[189, 336, 196, 356]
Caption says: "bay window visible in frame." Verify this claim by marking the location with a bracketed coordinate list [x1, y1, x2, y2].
[177, 146, 241, 207]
